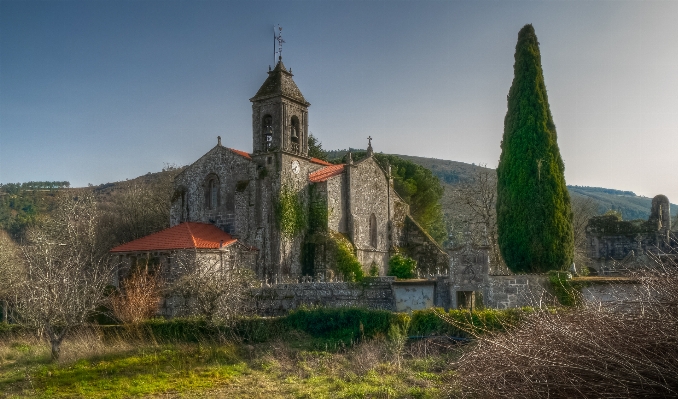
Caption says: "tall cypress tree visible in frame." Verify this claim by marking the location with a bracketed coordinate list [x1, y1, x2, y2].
[496, 24, 574, 273]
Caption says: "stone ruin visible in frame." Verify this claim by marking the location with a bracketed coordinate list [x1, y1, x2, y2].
[586, 194, 677, 275]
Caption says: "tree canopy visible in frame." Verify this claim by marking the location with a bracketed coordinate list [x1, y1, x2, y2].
[496, 24, 574, 273]
[335, 151, 447, 244]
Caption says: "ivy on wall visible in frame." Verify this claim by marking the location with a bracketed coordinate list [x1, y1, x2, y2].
[307, 185, 328, 234]
[332, 232, 364, 282]
[275, 185, 307, 238]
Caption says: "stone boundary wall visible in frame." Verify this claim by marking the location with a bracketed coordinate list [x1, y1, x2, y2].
[484, 275, 550, 309]
[250, 277, 396, 316]
[581, 282, 646, 312]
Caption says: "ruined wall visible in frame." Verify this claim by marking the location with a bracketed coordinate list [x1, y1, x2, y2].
[586, 195, 675, 267]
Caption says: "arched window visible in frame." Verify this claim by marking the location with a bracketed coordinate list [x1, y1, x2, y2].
[290, 116, 300, 144]
[369, 213, 378, 248]
[262, 115, 273, 151]
[205, 175, 219, 209]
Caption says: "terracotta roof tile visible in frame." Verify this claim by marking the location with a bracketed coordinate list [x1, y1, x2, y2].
[228, 148, 252, 159]
[309, 164, 345, 183]
[110, 222, 238, 252]
[310, 158, 333, 166]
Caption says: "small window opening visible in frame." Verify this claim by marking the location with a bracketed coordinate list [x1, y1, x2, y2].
[205, 176, 219, 209]
[369, 213, 378, 248]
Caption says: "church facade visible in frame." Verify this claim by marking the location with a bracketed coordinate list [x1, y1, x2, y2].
[167, 60, 447, 281]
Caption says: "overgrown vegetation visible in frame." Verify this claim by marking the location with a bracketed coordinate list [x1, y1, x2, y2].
[274, 185, 307, 238]
[332, 233, 364, 282]
[328, 150, 447, 245]
[388, 253, 417, 279]
[547, 271, 584, 307]
[496, 24, 574, 273]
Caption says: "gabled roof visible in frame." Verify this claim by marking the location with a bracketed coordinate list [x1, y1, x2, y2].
[310, 158, 333, 166]
[309, 164, 345, 183]
[228, 147, 252, 160]
[250, 61, 309, 105]
[110, 222, 238, 253]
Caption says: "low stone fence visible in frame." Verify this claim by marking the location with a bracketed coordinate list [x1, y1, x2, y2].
[483, 275, 550, 309]
[250, 277, 396, 316]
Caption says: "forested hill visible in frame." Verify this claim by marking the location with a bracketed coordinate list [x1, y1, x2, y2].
[395, 154, 677, 221]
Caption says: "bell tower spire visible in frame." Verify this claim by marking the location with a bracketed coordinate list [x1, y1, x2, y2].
[250, 37, 310, 158]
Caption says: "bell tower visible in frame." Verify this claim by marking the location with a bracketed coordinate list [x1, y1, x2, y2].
[250, 59, 310, 158]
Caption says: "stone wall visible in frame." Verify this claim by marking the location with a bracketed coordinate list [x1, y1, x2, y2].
[580, 282, 645, 312]
[171, 145, 254, 233]
[483, 275, 550, 309]
[403, 216, 449, 274]
[250, 277, 396, 316]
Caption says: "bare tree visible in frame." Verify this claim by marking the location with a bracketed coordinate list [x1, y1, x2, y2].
[171, 249, 256, 323]
[13, 192, 115, 361]
[0, 230, 25, 323]
[571, 195, 599, 268]
[98, 165, 180, 249]
[450, 166, 505, 271]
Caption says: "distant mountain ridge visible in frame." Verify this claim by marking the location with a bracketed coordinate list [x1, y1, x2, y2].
[333, 152, 675, 222]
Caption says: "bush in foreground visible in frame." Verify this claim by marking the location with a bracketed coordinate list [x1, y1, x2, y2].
[451, 263, 678, 398]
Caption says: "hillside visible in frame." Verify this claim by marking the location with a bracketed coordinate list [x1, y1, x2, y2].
[393, 154, 677, 222]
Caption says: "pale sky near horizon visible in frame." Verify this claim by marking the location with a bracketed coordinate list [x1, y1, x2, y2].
[1, 1, 676, 202]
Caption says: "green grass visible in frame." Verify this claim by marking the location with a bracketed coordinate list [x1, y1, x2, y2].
[0, 330, 456, 398]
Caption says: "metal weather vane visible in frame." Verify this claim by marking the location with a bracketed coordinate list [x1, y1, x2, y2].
[274, 25, 285, 63]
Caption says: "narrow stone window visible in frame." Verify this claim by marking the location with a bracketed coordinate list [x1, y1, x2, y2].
[262, 115, 273, 151]
[205, 176, 220, 209]
[369, 213, 378, 248]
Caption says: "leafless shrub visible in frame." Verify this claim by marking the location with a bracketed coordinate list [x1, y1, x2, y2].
[348, 338, 389, 374]
[0, 230, 25, 323]
[450, 256, 678, 398]
[110, 268, 163, 324]
[12, 192, 116, 361]
[571, 195, 599, 267]
[171, 249, 256, 323]
[97, 165, 180, 249]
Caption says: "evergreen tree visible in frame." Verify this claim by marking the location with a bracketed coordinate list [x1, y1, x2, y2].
[496, 24, 574, 273]
[308, 134, 328, 161]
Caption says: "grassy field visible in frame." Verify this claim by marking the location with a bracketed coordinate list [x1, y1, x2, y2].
[0, 328, 460, 398]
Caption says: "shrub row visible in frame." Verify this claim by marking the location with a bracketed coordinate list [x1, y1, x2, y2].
[409, 307, 531, 338]
[93, 307, 529, 344]
[2, 307, 532, 343]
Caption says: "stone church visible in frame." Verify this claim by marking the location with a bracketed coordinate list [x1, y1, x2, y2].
[113, 58, 447, 282]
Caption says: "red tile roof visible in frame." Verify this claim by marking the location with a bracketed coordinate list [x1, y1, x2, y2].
[110, 222, 238, 252]
[309, 164, 345, 183]
[310, 157, 333, 166]
[228, 148, 252, 159]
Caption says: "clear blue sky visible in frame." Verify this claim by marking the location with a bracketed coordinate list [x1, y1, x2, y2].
[1, 1, 677, 202]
